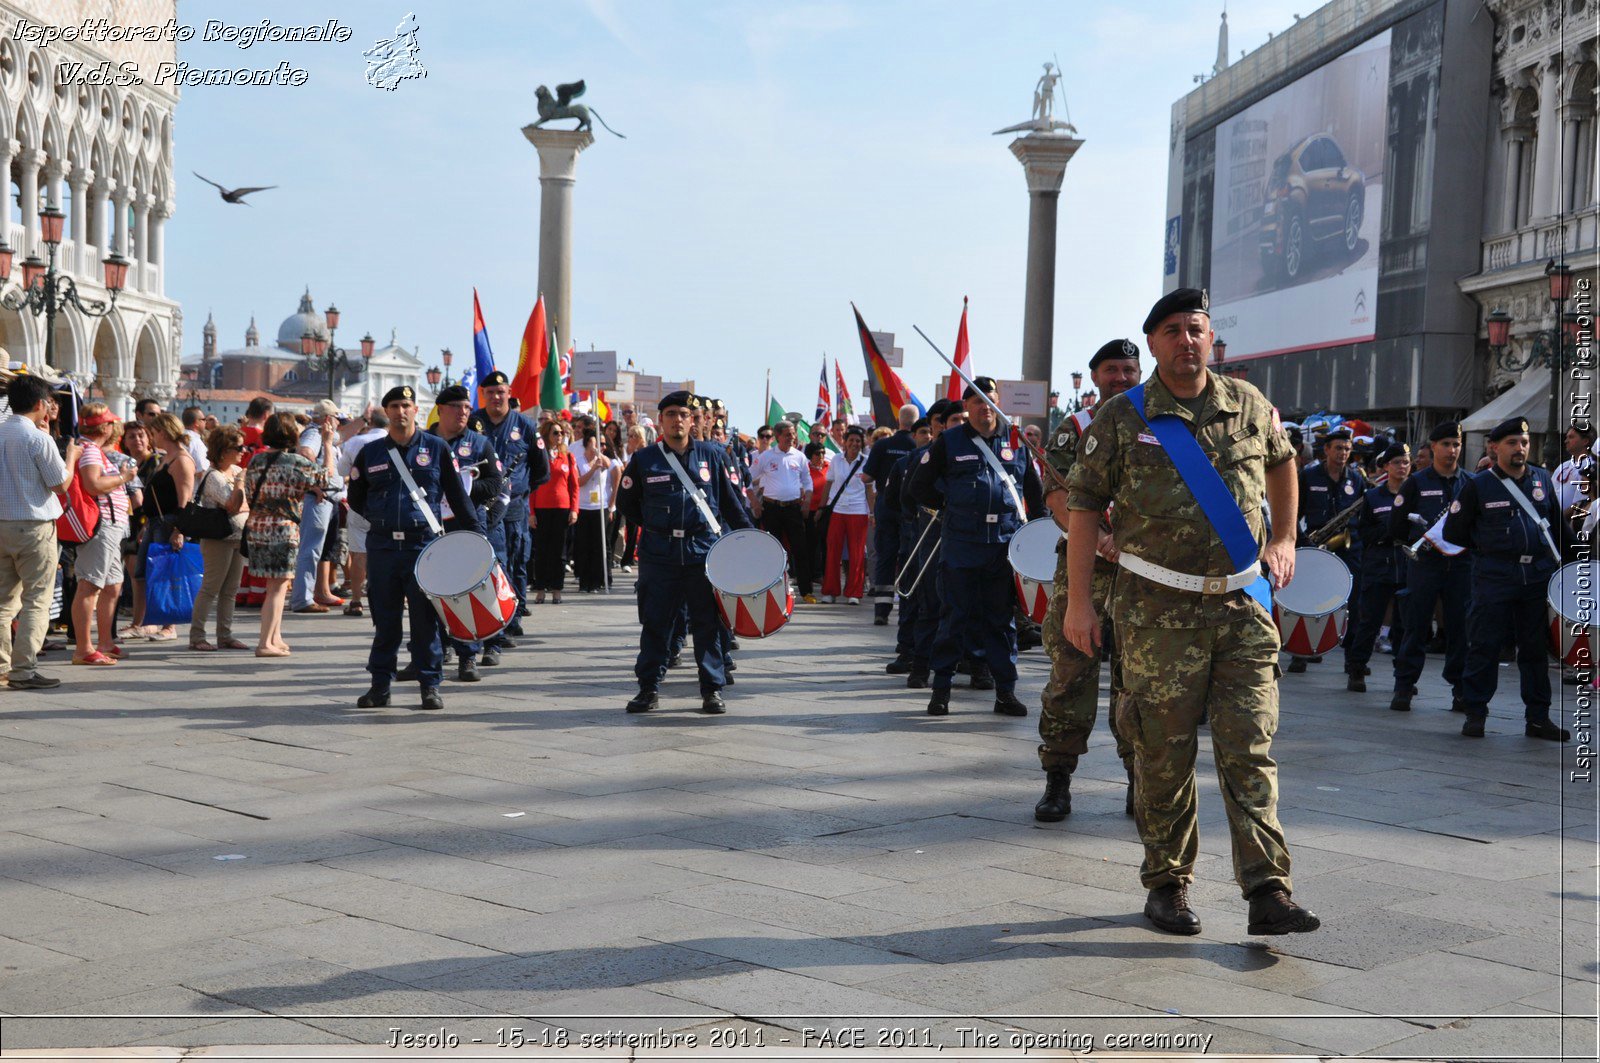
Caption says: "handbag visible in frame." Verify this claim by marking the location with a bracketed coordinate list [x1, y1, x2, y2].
[55, 448, 101, 545]
[175, 470, 234, 541]
[143, 541, 204, 626]
[239, 451, 283, 559]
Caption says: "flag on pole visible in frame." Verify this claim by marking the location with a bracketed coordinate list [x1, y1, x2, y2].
[852, 303, 920, 427]
[947, 296, 971, 404]
[833, 360, 854, 425]
[560, 345, 574, 401]
[814, 358, 832, 429]
[537, 320, 564, 412]
[767, 396, 786, 428]
[512, 294, 548, 411]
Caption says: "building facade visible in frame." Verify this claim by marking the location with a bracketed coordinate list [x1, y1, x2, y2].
[0, 0, 182, 418]
[1165, 0, 1595, 452]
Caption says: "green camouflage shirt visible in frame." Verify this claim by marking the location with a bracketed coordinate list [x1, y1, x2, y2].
[1065, 370, 1293, 628]
[1045, 408, 1114, 576]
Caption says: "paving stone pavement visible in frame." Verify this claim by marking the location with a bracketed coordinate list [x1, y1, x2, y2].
[0, 579, 1595, 1058]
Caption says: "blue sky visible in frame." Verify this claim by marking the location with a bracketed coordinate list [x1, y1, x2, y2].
[170, 1, 1298, 425]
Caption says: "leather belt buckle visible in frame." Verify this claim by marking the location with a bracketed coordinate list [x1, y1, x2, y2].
[673, 529, 685, 538]
[1204, 576, 1226, 594]
[985, 514, 999, 524]
[392, 531, 405, 540]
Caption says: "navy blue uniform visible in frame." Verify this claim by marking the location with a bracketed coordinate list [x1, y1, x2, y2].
[348, 430, 480, 691]
[864, 429, 917, 621]
[1343, 481, 1407, 677]
[1388, 466, 1472, 694]
[1442, 464, 1566, 725]
[467, 408, 550, 631]
[909, 424, 1043, 695]
[1297, 461, 1365, 655]
[429, 426, 503, 665]
[616, 441, 751, 695]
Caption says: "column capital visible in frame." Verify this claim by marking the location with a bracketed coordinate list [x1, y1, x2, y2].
[17, 146, 45, 168]
[96, 176, 118, 199]
[0, 138, 17, 159]
[100, 376, 136, 400]
[67, 167, 91, 189]
[43, 158, 69, 181]
[1008, 132, 1084, 195]
[522, 126, 595, 182]
[140, 381, 177, 403]
[131, 191, 153, 212]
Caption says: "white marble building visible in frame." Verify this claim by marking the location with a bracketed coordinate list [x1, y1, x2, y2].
[0, 0, 182, 418]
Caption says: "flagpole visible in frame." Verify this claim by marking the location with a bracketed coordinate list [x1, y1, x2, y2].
[764, 368, 771, 429]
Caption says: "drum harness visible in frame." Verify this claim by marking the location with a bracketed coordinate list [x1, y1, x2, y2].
[660, 443, 722, 538]
[1497, 470, 1563, 565]
[386, 445, 446, 540]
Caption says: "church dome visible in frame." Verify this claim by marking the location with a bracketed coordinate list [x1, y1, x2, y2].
[276, 287, 328, 351]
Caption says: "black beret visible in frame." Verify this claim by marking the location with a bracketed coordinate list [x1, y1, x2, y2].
[1325, 428, 1353, 442]
[962, 375, 999, 401]
[1428, 420, 1462, 442]
[1487, 417, 1531, 442]
[911, 417, 930, 432]
[1141, 287, 1210, 334]
[381, 385, 415, 406]
[480, 370, 509, 387]
[1378, 442, 1411, 465]
[434, 384, 470, 406]
[844, 425, 865, 438]
[925, 398, 951, 421]
[658, 390, 693, 413]
[1285, 425, 1303, 448]
[1089, 338, 1141, 369]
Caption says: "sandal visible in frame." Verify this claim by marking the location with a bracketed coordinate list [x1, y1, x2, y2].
[102, 645, 127, 659]
[342, 603, 364, 617]
[72, 651, 117, 666]
[190, 640, 217, 652]
[219, 638, 250, 650]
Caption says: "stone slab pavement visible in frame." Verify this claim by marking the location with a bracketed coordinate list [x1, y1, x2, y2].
[0, 576, 1594, 1059]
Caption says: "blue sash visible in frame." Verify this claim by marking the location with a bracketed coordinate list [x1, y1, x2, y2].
[1126, 384, 1273, 614]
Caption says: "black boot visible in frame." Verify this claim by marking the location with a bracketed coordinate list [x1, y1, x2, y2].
[480, 647, 502, 667]
[666, 653, 684, 669]
[970, 663, 995, 690]
[457, 658, 480, 683]
[1461, 715, 1486, 737]
[1247, 887, 1321, 935]
[625, 690, 658, 714]
[1034, 769, 1071, 822]
[357, 687, 390, 709]
[1347, 673, 1366, 693]
[700, 690, 726, 715]
[1144, 884, 1201, 935]
[993, 691, 1028, 717]
[926, 689, 950, 716]
[1389, 691, 1412, 712]
[886, 655, 913, 675]
[394, 664, 420, 683]
[1286, 657, 1307, 674]
[1526, 719, 1571, 741]
[418, 686, 444, 711]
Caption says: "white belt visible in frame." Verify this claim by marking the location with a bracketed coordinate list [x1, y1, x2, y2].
[1119, 551, 1259, 595]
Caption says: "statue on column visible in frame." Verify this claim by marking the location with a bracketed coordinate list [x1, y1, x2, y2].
[995, 61, 1078, 136]
[532, 80, 627, 138]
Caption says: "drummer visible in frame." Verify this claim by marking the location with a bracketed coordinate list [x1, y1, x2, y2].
[347, 385, 480, 711]
[616, 390, 752, 715]
[1035, 338, 1142, 823]
[1289, 427, 1364, 675]
[908, 375, 1043, 717]
[1342, 442, 1410, 693]
[427, 384, 504, 684]
[1441, 416, 1571, 741]
[468, 371, 550, 642]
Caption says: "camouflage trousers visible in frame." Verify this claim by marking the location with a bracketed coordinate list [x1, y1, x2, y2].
[1038, 553, 1132, 773]
[1114, 606, 1293, 899]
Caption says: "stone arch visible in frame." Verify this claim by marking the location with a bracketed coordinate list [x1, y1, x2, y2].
[132, 315, 165, 392]
[0, 302, 36, 366]
[87, 311, 128, 388]
[14, 93, 39, 152]
[48, 306, 86, 377]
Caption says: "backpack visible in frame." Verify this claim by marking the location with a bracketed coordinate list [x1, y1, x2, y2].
[56, 461, 101, 544]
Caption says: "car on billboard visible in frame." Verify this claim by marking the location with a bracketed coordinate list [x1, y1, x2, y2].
[1258, 133, 1366, 283]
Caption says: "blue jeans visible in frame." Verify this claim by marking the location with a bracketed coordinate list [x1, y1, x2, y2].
[289, 496, 333, 610]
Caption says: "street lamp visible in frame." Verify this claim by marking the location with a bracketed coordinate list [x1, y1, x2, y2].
[1484, 259, 1586, 466]
[1212, 336, 1228, 366]
[440, 348, 454, 387]
[298, 302, 372, 402]
[0, 204, 129, 368]
[425, 365, 442, 388]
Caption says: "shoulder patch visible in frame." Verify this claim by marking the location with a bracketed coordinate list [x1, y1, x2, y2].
[621, 475, 632, 489]
[1449, 500, 1461, 513]
[1083, 435, 1098, 455]
[920, 450, 930, 463]
[1055, 432, 1069, 447]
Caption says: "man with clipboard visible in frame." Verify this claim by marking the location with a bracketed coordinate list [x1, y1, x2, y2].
[1063, 288, 1319, 938]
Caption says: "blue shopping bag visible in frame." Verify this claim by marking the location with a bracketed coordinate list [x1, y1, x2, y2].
[144, 541, 205, 626]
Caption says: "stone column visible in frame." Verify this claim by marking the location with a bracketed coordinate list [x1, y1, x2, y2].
[17, 148, 42, 253]
[521, 126, 594, 363]
[132, 193, 150, 290]
[1529, 58, 1561, 221]
[148, 199, 171, 295]
[1009, 132, 1083, 425]
[1503, 134, 1526, 230]
[111, 186, 129, 256]
[101, 376, 136, 420]
[67, 169, 89, 275]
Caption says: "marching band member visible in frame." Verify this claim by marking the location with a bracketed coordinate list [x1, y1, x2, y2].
[1289, 427, 1363, 675]
[1441, 417, 1571, 741]
[426, 385, 503, 683]
[863, 404, 919, 626]
[616, 391, 751, 715]
[883, 405, 942, 677]
[468, 371, 550, 645]
[908, 375, 1042, 717]
[1342, 442, 1410, 692]
[1035, 339, 1141, 822]
[347, 386, 480, 711]
[1386, 421, 1471, 713]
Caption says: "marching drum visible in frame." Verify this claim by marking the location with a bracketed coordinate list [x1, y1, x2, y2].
[1272, 547, 1352, 656]
[705, 528, 794, 639]
[1547, 561, 1595, 668]
[414, 530, 519, 642]
[1007, 518, 1063, 624]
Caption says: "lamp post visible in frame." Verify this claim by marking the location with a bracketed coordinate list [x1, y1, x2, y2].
[425, 365, 442, 389]
[1485, 259, 1582, 467]
[300, 303, 375, 404]
[0, 205, 129, 370]
[439, 348, 454, 387]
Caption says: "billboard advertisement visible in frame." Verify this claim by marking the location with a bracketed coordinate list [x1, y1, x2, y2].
[1208, 30, 1390, 358]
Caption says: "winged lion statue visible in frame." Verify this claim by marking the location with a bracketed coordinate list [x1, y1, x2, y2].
[532, 80, 626, 138]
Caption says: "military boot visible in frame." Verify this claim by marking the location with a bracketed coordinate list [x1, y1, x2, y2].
[1526, 719, 1571, 741]
[1389, 691, 1412, 712]
[1246, 888, 1321, 935]
[1144, 884, 1201, 935]
[625, 690, 659, 714]
[926, 689, 951, 716]
[992, 691, 1028, 717]
[970, 663, 996, 690]
[1286, 657, 1307, 673]
[457, 658, 480, 683]
[1346, 673, 1366, 693]
[1033, 769, 1071, 822]
[906, 668, 930, 689]
[418, 687, 444, 711]
[885, 655, 914, 675]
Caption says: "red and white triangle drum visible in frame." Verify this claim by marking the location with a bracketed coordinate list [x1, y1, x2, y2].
[413, 530, 518, 642]
[1547, 561, 1595, 667]
[1272, 546, 1352, 656]
[705, 528, 794, 639]
[1007, 518, 1063, 624]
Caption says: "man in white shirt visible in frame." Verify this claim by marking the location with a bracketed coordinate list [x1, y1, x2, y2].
[180, 406, 211, 473]
[749, 420, 816, 602]
[337, 407, 388, 616]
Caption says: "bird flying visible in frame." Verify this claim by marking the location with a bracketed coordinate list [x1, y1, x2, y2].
[192, 173, 276, 205]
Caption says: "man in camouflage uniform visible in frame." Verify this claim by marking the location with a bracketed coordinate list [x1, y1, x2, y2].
[1036, 339, 1143, 823]
[1064, 288, 1319, 938]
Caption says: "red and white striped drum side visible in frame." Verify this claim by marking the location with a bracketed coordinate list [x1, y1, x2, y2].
[1007, 518, 1063, 624]
[705, 528, 794, 639]
[1547, 561, 1596, 667]
[414, 530, 518, 642]
[1272, 547, 1353, 656]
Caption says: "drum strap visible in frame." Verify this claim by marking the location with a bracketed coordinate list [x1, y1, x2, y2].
[1496, 470, 1563, 564]
[387, 446, 445, 538]
[972, 433, 1026, 518]
[1126, 384, 1272, 614]
[660, 444, 722, 537]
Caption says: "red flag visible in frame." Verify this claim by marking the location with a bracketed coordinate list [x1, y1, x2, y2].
[511, 294, 547, 411]
[834, 360, 854, 423]
[947, 296, 971, 403]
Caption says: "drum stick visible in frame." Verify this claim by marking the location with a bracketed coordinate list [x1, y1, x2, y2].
[911, 324, 1071, 497]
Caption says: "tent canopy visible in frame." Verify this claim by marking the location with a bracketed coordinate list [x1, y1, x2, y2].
[1461, 367, 1552, 434]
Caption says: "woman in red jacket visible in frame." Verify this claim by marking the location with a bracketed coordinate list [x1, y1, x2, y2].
[529, 420, 578, 603]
